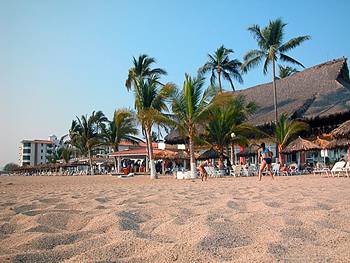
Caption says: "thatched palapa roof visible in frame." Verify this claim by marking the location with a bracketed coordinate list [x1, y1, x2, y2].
[313, 137, 330, 149]
[331, 119, 350, 139]
[198, 149, 227, 160]
[326, 138, 350, 149]
[283, 137, 321, 153]
[237, 144, 260, 157]
[235, 58, 350, 126]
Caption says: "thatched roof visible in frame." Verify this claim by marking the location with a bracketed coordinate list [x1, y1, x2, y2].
[164, 125, 206, 145]
[234, 58, 350, 126]
[153, 149, 192, 160]
[198, 149, 227, 160]
[283, 137, 321, 153]
[326, 138, 350, 149]
[313, 137, 330, 149]
[237, 144, 260, 157]
[331, 119, 350, 139]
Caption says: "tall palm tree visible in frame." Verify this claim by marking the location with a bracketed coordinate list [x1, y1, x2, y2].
[125, 54, 167, 91]
[69, 111, 108, 175]
[275, 113, 309, 164]
[241, 19, 310, 122]
[199, 45, 243, 92]
[126, 54, 171, 179]
[102, 109, 141, 172]
[130, 75, 174, 179]
[202, 94, 257, 163]
[278, 65, 299, 79]
[171, 74, 216, 178]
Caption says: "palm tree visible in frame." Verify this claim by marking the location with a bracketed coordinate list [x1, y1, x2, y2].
[241, 19, 310, 122]
[102, 109, 141, 172]
[199, 45, 243, 92]
[278, 65, 299, 79]
[69, 111, 108, 175]
[171, 74, 216, 178]
[202, 94, 257, 164]
[275, 113, 309, 164]
[126, 54, 167, 91]
[126, 54, 173, 179]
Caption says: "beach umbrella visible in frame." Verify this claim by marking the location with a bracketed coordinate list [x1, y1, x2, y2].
[282, 137, 321, 153]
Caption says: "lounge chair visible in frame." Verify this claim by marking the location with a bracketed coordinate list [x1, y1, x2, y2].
[330, 161, 346, 177]
[289, 163, 301, 176]
[272, 163, 281, 176]
[341, 162, 350, 177]
[230, 165, 242, 177]
[313, 163, 330, 176]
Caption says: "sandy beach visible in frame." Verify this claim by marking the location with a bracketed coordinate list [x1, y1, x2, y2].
[0, 175, 349, 262]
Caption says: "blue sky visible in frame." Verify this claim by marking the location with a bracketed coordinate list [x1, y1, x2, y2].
[1, 0, 349, 167]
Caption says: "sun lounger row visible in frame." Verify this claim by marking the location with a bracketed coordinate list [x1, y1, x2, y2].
[314, 161, 350, 177]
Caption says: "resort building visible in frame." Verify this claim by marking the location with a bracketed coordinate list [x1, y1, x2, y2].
[19, 135, 59, 166]
[165, 57, 350, 165]
[236, 57, 350, 164]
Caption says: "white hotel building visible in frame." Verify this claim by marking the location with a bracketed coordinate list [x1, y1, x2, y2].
[19, 135, 59, 166]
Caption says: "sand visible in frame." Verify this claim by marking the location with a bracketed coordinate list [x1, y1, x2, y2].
[0, 175, 349, 263]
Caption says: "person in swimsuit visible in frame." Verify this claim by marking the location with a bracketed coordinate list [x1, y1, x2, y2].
[257, 142, 274, 181]
[198, 160, 208, 181]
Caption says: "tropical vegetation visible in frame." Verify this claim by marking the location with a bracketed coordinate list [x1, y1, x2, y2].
[125, 54, 174, 179]
[69, 111, 108, 175]
[202, 94, 257, 163]
[101, 109, 140, 171]
[199, 45, 243, 92]
[241, 18, 310, 122]
[171, 74, 215, 178]
[274, 113, 309, 164]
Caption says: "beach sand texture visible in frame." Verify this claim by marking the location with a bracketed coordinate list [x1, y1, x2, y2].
[0, 175, 349, 262]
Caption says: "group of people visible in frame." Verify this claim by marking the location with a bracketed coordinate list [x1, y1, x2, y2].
[198, 142, 275, 182]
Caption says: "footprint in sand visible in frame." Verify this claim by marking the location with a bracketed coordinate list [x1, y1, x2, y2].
[268, 242, 288, 259]
[27, 232, 88, 250]
[199, 214, 252, 260]
[117, 210, 149, 231]
[264, 201, 281, 208]
[280, 226, 317, 241]
[95, 197, 109, 203]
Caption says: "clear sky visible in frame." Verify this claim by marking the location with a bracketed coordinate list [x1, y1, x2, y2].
[1, 0, 349, 167]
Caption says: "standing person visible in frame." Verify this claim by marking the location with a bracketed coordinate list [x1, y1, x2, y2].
[198, 160, 208, 182]
[257, 142, 274, 181]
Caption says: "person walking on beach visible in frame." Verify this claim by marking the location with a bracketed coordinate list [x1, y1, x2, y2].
[198, 160, 208, 181]
[258, 142, 274, 181]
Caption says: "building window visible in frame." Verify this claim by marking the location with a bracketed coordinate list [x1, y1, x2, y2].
[24, 143, 31, 147]
[41, 143, 43, 146]
[23, 156, 30, 160]
[41, 156, 43, 160]
[41, 149, 43, 153]
[23, 149, 31, 154]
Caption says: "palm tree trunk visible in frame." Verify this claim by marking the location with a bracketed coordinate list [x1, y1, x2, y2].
[146, 126, 157, 179]
[188, 132, 197, 179]
[230, 143, 235, 166]
[88, 149, 94, 175]
[272, 58, 279, 160]
[278, 144, 283, 165]
[113, 145, 118, 172]
[143, 126, 150, 172]
[218, 68, 222, 92]
[272, 58, 278, 123]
